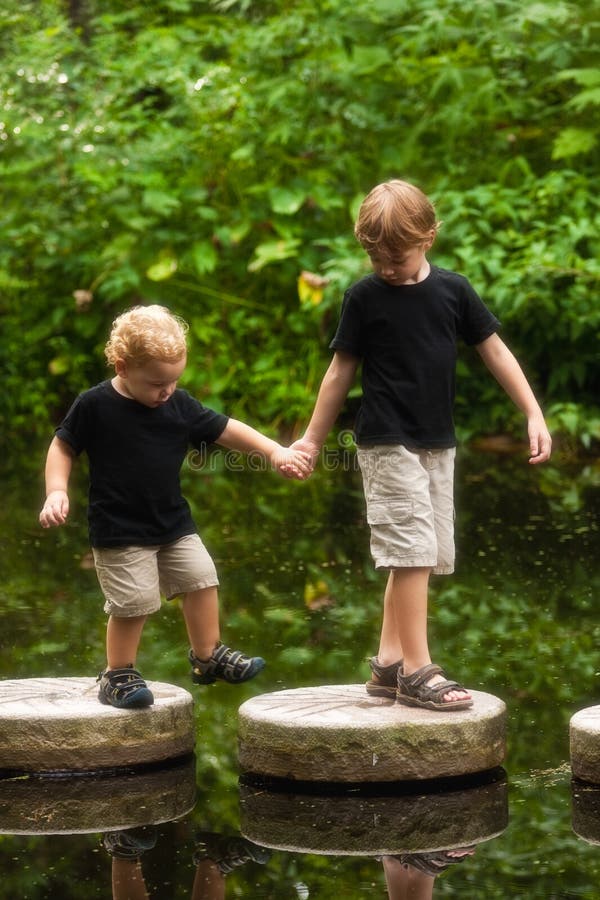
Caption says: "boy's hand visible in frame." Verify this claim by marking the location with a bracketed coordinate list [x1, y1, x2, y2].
[528, 415, 552, 464]
[39, 490, 70, 527]
[279, 436, 321, 480]
[272, 446, 313, 480]
[288, 437, 321, 468]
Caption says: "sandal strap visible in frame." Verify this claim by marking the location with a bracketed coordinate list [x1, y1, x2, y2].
[424, 679, 463, 701]
[98, 667, 148, 700]
[402, 850, 467, 876]
[401, 663, 444, 689]
[191, 643, 261, 681]
[368, 657, 403, 680]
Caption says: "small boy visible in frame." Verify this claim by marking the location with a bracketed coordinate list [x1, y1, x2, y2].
[292, 179, 552, 711]
[39, 305, 311, 709]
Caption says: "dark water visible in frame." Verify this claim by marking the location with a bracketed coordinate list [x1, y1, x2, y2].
[0, 447, 599, 898]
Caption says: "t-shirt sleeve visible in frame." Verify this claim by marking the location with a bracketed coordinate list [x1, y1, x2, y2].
[457, 276, 501, 346]
[184, 393, 229, 448]
[329, 288, 364, 357]
[55, 394, 90, 455]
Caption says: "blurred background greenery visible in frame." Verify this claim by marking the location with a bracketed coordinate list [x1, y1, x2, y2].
[1, 0, 599, 463]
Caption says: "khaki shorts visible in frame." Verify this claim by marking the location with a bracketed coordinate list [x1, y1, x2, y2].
[357, 445, 456, 574]
[92, 533, 219, 617]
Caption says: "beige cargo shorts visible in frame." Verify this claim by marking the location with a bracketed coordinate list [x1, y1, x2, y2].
[92, 533, 219, 617]
[356, 444, 456, 574]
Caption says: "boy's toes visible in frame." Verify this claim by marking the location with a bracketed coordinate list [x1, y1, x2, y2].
[444, 687, 471, 704]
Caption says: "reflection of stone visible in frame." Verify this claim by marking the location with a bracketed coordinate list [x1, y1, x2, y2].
[572, 780, 600, 845]
[0, 755, 196, 834]
[239, 775, 508, 855]
[571, 706, 600, 784]
[238, 685, 506, 782]
[0, 678, 194, 772]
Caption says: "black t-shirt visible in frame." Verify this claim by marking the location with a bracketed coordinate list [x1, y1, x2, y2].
[329, 266, 500, 448]
[56, 381, 229, 547]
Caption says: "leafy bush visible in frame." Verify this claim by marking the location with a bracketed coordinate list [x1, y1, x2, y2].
[1, 0, 598, 458]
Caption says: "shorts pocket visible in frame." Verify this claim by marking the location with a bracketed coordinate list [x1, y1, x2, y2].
[366, 498, 413, 525]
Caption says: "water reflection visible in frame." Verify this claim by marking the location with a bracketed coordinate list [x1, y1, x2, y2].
[1, 451, 599, 893]
[239, 772, 508, 896]
[381, 850, 475, 900]
[0, 755, 196, 835]
[572, 779, 600, 847]
[107, 825, 269, 900]
[0, 756, 270, 899]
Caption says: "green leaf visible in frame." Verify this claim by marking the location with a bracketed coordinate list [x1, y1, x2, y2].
[269, 187, 307, 215]
[48, 356, 70, 376]
[142, 190, 181, 216]
[351, 45, 391, 74]
[191, 241, 218, 275]
[568, 87, 600, 112]
[146, 254, 178, 281]
[552, 127, 597, 160]
[247, 239, 300, 272]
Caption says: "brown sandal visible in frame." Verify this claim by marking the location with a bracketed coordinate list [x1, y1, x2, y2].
[396, 663, 473, 711]
[366, 657, 403, 698]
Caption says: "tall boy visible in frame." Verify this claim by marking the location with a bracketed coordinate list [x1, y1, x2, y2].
[40, 305, 311, 709]
[292, 179, 551, 710]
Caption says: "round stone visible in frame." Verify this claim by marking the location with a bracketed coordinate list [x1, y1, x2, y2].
[570, 706, 600, 783]
[238, 684, 506, 783]
[239, 776, 508, 855]
[0, 755, 196, 834]
[0, 677, 195, 773]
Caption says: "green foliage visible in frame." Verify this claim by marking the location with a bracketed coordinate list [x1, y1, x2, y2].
[1, 0, 599, 456]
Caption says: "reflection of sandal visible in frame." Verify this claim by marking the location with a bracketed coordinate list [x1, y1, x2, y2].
[193, 831, 271, 875]
[396, 664, 473, 711]
[366, 657, 403, 698]
[402, 848, 475, 876]
[102, 826, 157, 860]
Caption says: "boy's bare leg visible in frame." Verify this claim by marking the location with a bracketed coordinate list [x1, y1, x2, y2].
[379, 567, 430, 669]
[382, 567, 470, 704]
[191, 860, 226, 900]
[106, 614, 147, 669]
[376, 570, 406, 665]
[382, 856, 435, 900]
[111, 859, 150, 900]
[182, 587, 220, 661]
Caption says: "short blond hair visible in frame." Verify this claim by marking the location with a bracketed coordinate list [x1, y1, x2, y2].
[104, 305, 188, 367]
[354, 179, 440, 255]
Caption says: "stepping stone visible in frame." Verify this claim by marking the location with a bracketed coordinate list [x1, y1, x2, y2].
[239, 776, 508, 855]
[571, 706, 600, 783]
[0, 677, 195, 773]
[238, 684, 506, 783]
[0, 755, 196, 834]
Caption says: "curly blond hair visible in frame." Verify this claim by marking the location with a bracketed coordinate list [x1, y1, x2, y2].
[104, 305, 188, 367]
[354, 179, 440, 255]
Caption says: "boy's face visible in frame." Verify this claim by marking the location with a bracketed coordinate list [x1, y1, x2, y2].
[114, 355, 187, 408]
[368, 233, 435, 286]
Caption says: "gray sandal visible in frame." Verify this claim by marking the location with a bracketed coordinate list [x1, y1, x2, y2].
[366, 657, 403, 698]
[396, 663, 473, 711]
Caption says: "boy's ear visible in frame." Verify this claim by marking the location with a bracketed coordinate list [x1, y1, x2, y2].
[424, 228, 436, 250]
[114, 358, 128, 377]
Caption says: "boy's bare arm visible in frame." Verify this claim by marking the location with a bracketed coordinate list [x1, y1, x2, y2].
[292, 351, 360, 463]
[215, 419, 312, 478]
[476, 333, 552, 464]
[39, 437, 75, 527]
